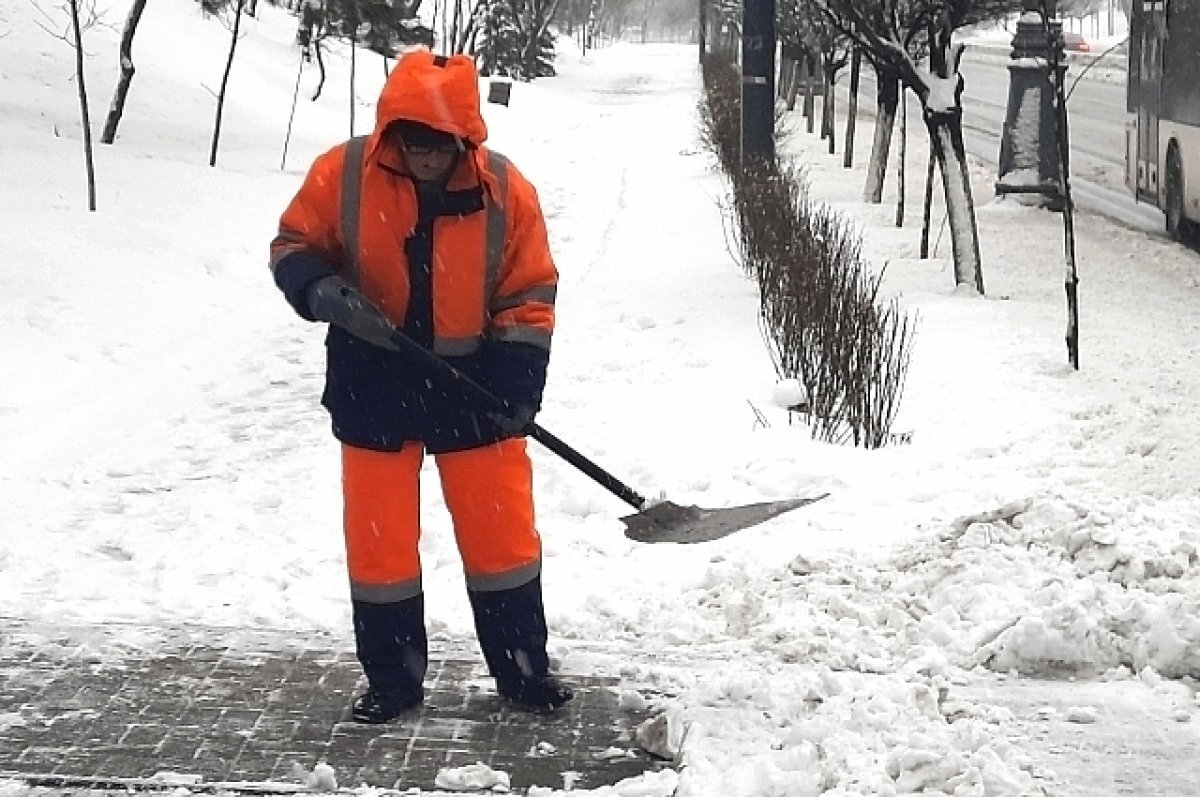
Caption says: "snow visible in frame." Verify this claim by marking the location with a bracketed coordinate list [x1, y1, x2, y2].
[3, 0, 1200, 795]
[921, 72, 960, 115]
[434, 762, 511, 792]
[303, 763, 339, 792]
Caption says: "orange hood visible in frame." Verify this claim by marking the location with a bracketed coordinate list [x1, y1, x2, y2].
[375, 49, 488, 147]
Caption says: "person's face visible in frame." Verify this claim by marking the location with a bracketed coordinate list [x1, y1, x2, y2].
[401, 142, 460, 182]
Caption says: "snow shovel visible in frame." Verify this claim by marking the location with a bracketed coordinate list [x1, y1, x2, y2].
[387, 330, 827, 543]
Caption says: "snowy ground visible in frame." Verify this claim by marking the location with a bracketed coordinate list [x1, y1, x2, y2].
[3, 0, 1200, 794]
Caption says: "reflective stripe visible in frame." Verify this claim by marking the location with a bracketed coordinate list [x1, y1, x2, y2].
[433, 335, 483, 356]
[338, 142, 511, 332]
[490, 284, 557, 315]
[465, 559, 541, 593]
[340, 135, 368, 285]
[492, 325, 551, 349]
[350, 577, 423, 603]
[268, 239, 307, 272]
[484, 150, 510, 314]
[273, 229, 308, 248]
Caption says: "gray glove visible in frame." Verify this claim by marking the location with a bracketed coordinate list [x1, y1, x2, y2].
[490, 403, 537, 437]
[306, 275, 397, 350]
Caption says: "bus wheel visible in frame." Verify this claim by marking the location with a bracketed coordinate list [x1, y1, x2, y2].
[1165, 147, 1193, 243]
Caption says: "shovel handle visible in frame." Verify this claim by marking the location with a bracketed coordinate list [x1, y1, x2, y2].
[386, 330, 649, 512]
[528, 423, 648, 511]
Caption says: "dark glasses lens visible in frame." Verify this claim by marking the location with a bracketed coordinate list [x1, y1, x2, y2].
[404, 143, 459, 156]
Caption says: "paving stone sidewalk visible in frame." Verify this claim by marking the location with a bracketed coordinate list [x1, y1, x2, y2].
[0, 620, 666, 793]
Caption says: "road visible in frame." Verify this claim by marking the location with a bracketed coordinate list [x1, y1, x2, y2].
[842, 44, 1167, 235]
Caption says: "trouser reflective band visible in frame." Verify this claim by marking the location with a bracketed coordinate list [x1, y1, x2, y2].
[341, 438, 542, 597]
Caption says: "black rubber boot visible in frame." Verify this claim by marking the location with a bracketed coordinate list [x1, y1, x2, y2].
[468, 576, 574, 713]
[350, 595, 428, 723]
[350, 689, 423, 723]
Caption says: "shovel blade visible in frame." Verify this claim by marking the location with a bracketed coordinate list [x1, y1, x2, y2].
[622, 494, 829, 544]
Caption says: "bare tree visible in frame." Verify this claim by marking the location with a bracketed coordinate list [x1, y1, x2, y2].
[101, 0, 148, 144]
[34, 0, 101, 210]
[636, 0, 656, 41]
[590, 0, 640, 42]
[298, 0, 431, 104]
[514, 0, 565, 77]
[208, 0, 248, 167]
[777, 0, 851, 153]
[297, 0, 332, 101]
[808, 0, 1025, 294]
[281, 45, 308, 170]
[433, 0, 483, 53]
[816, 38, 850, 154]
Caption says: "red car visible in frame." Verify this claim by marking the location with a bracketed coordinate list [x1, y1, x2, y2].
[1062, 31, 1090, 52]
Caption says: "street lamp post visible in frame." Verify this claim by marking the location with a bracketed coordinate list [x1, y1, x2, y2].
[741, 0, 776, 162]
[996, 0, 1066, 207]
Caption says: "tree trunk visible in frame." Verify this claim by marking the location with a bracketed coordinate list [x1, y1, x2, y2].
[863, 67, 898, 203]
[449, 0, 462, 53]
[822, 64, 836, 154]
[349, 36, 357, 136]
[100, 0, 147, 145]
[69, 0, 97, 210]
[895, 87, 906, 227]
[281, 53, 304, 171]
[454, 8, 477, 54]
[311, 40, 327, 101]
[209, 0, 246, 167]
[843, 48, 860, 168]
[522, 31, 538, 80]
[802, 53, 816, 134]
[785, 57, 801, 111]
[924, 109, 984, 294]
[920, 139, 936, 258]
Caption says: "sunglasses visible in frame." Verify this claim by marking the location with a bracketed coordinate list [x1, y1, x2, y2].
[402, 142, 462, 156]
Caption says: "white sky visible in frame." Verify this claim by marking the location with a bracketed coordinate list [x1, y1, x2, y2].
[2, 1, 1200, 794]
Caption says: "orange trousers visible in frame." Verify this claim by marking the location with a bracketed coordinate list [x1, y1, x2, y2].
[341, 438, 542, 603]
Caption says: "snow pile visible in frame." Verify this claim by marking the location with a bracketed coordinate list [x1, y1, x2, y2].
[641, 494, 1200, 681]
[588, 489, 1200, 792]
[303, 762, 339, 792]
[667, 666, 1037, 797]
[434, 761, 512, 792]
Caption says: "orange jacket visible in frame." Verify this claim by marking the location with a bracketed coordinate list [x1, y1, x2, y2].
[270, 51, 558, 452]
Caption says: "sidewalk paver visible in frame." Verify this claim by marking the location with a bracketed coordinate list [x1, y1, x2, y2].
[0, 621, 665, 793]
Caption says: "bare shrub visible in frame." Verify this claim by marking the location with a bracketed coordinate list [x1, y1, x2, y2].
[697, 55, 742, 179]
[699, 55, 915, 447]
